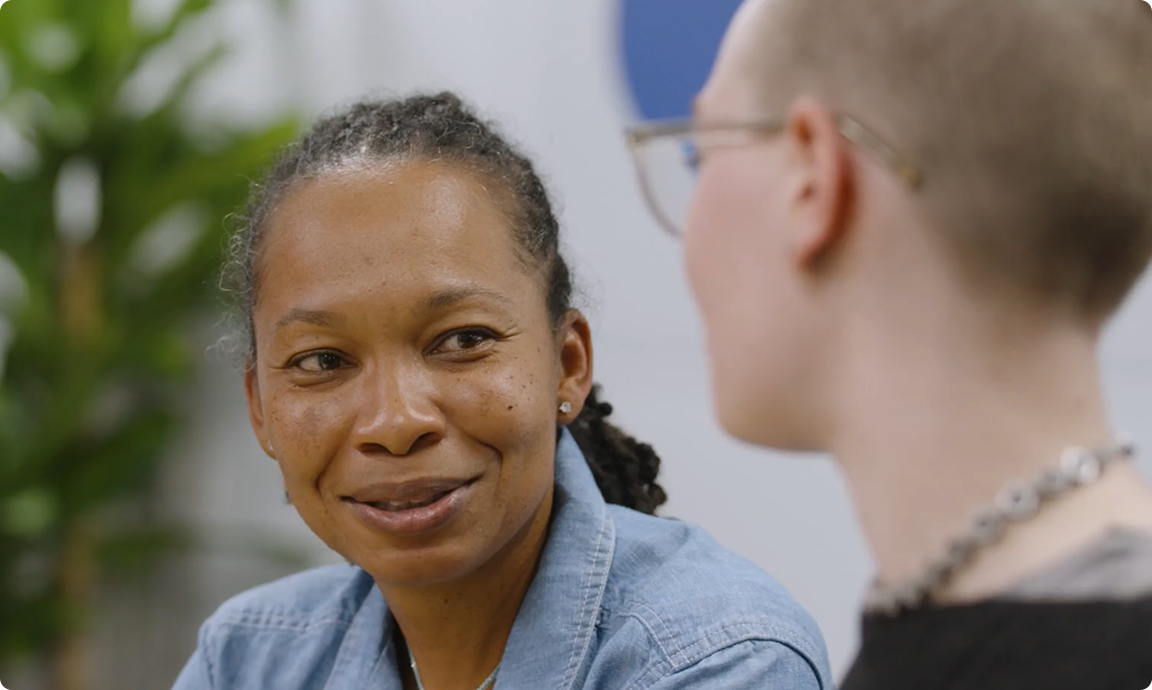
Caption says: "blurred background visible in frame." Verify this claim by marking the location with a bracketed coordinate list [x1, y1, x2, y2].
[1, 0, 1150, 688]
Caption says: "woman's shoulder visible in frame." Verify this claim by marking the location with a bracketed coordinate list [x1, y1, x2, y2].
[604, 506, 819, 627]
[600, 506, 832, 687]
[203, 563, 375, 633]
[175, 565, 381, 689]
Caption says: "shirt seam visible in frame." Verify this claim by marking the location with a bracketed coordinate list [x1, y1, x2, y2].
[202, 620, 219, 689]
[558, 503, 615, 689]
[616, 617, 827, 689]
[623, 602, 690, 667]
[622, 637, 826, 690]
[213, 614, 355, 634]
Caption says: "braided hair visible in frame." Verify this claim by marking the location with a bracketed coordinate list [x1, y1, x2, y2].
[224, 92, 667, 515]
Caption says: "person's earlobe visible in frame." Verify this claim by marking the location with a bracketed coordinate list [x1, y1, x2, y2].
[557, 310, 594, 422]
[786, 96, 853, 268]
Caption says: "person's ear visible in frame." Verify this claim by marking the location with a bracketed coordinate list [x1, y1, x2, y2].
[784, 96, 854, 268]
[244, 361, 275, 459]
[556, 310, 594, 423]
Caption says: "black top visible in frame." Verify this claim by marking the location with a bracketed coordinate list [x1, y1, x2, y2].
[841, 596, 1152, 690]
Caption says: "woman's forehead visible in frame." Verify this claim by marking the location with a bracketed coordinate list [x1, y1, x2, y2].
[249, 162, 536, 320]
[257, 161, 530, 299]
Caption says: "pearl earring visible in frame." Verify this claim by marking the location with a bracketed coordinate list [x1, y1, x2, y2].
[558, 401, 572, 415]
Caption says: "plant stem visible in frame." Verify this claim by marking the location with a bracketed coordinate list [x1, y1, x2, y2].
[60, 243, 103, 344]
[49, 242, 103, 690]
[50, 520, 96, 690]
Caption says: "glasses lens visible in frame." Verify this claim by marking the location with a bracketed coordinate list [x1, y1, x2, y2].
[636, 135, 697, 236]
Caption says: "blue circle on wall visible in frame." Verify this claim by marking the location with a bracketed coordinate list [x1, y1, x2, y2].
[618, 0, 743, 120]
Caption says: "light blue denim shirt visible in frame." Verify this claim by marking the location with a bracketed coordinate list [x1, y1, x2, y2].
[173, 430, 832, 689]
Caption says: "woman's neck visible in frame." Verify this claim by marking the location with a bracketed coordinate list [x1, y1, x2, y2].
[379, 488, 554, 690]
[832, 318, 1152, 602]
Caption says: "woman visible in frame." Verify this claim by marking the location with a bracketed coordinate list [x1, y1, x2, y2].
[173, 93, 831, 690]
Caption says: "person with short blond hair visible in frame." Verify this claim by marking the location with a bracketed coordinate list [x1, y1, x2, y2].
[626, 0, 1152, 687]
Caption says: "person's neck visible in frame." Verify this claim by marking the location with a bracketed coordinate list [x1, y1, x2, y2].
[832, 310, 1152, 603]
[380, 489, 554, 690]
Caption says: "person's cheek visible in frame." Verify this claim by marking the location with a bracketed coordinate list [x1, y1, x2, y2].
[684, 171, 730, 324]
[267, 394, 353, 540]
[455, 356, 546, 449]
[463, 357, 555, 526]
[276, 397, 343, 475]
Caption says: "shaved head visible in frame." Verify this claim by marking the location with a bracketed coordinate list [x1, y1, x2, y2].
[721, 0, 1152, 320]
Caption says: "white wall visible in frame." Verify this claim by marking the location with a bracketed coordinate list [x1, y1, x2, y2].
[161, 0, 1152, 681]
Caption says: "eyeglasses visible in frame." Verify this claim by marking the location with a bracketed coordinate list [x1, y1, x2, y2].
[624, 116, 923, 237]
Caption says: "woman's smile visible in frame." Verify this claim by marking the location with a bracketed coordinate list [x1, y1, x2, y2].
[341, 475, 482, 535]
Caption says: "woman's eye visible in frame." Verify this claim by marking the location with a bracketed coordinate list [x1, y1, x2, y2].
[436, 329, 496, 354]
[293, 352, 346, 373]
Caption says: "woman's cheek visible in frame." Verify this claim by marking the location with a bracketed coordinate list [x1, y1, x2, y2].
[481, 366, 558, 489]
[271, 395, 350, 485]
[458, 366, 550, 449]
[271, 398, 355, 557]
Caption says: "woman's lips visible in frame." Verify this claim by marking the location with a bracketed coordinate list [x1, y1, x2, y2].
[344, 478, 476, 535]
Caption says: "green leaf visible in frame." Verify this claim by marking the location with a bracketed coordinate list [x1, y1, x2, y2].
[0, 488, 58, 537]
[134, 0, 215, 59]
[61, 406, 176, 511]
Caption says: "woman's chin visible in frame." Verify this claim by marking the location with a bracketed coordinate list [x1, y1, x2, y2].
[356, 544, 489, 589]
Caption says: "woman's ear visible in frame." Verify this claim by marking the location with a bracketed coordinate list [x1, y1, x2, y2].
[557, 309, 594, 423]
[244, 362, 275, 459]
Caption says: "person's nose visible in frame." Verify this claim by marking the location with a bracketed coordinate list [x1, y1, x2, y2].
[350, 361, 445, 457]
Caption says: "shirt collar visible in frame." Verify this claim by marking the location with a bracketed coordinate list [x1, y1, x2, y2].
[498, 427, 617, 689]
[324, 573, 396, 690]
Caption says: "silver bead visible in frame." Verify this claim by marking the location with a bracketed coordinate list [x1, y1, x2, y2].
[923, 559, 953, 585]
[1076, 455, 1101, 483]
[946, 537, 976, 562]
[1114, 433, 1136, 459]
[1035, 469, 1070, 498]
[996, 484, 1040, 521]
[971, 509, 1007, 545]
[1060, 446, 1101, 485]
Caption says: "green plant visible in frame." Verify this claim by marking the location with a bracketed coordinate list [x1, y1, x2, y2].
[0, 0, 297, 686]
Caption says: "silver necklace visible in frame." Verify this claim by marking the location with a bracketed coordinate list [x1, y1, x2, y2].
[407, 646, 500, 690]
[863, 437, 1136, 617]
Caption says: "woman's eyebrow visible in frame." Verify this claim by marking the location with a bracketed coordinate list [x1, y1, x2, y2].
[272, 288, 510, 332]
[275, 308, 347, 332]
[424, 286, 514, 311]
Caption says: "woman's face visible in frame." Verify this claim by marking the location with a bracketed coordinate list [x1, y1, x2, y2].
[244, 160, 592, 587]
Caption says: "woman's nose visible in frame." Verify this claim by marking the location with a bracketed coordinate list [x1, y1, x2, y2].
[350, 364, 445, 457]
